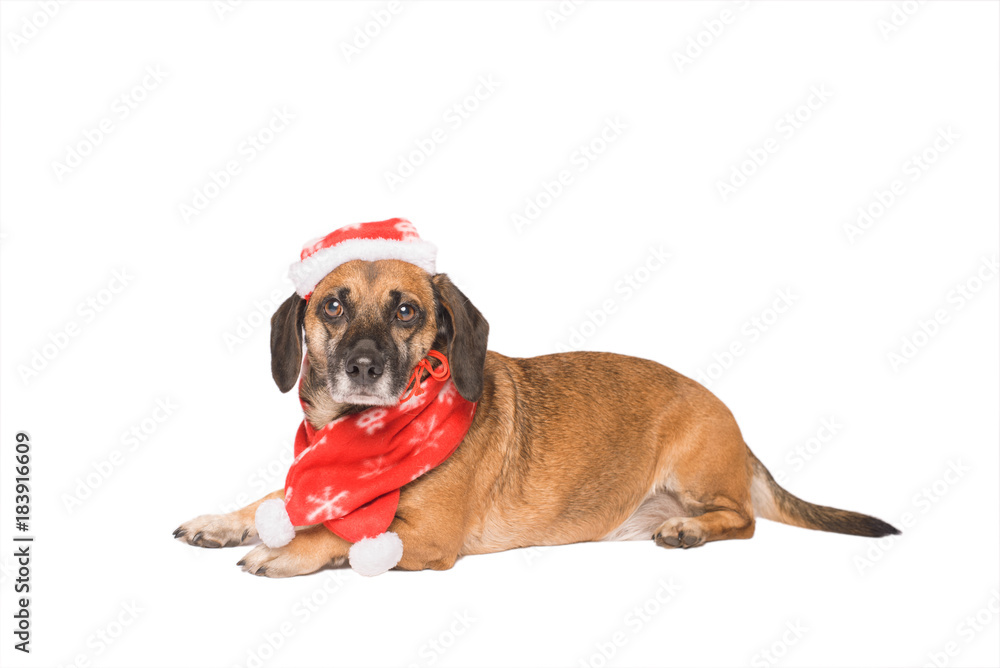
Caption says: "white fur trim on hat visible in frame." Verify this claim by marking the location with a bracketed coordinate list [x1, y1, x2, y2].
[255, 498, 296, 548]
[348, 531, 404, 576]
[289, 238, 437, 298]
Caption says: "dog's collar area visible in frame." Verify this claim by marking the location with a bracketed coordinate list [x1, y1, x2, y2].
[400, 350, 450, 402]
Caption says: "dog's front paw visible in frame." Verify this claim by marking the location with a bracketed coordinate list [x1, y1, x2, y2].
[238, 525, 349, 577]
[174, 513, 255, 549]
[653, 518, 705, 549]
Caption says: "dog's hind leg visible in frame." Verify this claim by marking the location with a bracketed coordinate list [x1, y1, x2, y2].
[652, 503, 755, 548]
[649, 416, 756, 549]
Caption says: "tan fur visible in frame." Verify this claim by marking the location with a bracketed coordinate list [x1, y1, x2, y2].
[176, 259, 895, 576]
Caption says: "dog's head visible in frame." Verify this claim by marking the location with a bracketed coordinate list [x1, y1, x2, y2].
[270, 260, 488, 406]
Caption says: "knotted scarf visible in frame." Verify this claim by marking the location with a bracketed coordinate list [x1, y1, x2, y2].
[255, 350, 477, 575]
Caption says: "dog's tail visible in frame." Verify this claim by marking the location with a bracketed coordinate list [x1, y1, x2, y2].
[747, 447, 900, 537]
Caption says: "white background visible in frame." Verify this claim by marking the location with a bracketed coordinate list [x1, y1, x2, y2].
[1, 1, 998, 667]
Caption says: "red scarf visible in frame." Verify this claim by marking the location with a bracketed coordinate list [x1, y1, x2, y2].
[283, 352, 476, 543]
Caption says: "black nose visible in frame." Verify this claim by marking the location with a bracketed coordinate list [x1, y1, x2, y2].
[345, 340, 384, 386]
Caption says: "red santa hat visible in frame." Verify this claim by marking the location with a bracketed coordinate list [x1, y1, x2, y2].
[289, 218, 437, 298]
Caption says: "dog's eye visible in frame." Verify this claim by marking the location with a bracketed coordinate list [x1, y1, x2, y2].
[396, 304, 417, 322]
[324, 298, 344, 318]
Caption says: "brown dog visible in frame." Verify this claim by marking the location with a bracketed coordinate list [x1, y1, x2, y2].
[175, 259, 898, 577]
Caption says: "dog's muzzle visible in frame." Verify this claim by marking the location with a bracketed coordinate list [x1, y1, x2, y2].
[344, 339, 385, 387]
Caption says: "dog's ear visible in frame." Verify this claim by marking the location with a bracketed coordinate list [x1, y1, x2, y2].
[270, 293, 307, 393]
[432, 274, 489, 402]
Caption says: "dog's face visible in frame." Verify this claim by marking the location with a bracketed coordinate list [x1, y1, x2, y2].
[269, 260, 489, 407]
[304, 260, 438, 405]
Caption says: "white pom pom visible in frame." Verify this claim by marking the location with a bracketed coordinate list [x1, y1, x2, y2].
[348, 532, 403, 577]
[255, 499, 295, 548]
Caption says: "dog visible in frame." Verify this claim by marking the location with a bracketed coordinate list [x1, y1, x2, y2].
[175, 257, 899, 577]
